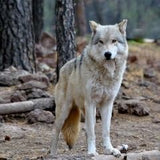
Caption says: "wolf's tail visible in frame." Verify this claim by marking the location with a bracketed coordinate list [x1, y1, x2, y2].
[62, 105, 81, 149]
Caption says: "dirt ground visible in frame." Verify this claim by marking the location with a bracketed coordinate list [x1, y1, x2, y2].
[0, 42, 160, 160]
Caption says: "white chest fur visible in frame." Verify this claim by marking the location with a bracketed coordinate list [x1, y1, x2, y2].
[86, 78, 120, 104]
[85, 60, 126, 105]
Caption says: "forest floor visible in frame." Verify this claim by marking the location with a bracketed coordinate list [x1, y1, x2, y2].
[0, 42, 160, 160]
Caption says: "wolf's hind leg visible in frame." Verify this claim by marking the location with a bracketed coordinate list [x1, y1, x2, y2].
[50, 100, 72, 155]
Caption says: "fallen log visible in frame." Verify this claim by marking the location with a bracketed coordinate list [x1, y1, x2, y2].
[44, 150, 160, 160]
[0, 98, 55, 115]
[93, 150, 160, 160]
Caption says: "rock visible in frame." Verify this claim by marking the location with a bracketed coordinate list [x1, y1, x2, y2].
[45, 69, 57, 84]
[18, 73, 49, 87]
[94, 154, 125, 160]
[0, 156, 7, 160]
[38, 53, 57, 69]
[38, 63, 51, 72]
[25, 88, 51, 100]
[17, 80, 48, 90]
[127, 150, 160, 160]
[138, 80, 158, 89]
[144, 68, 156, 78]
[152, 118, 160, 123]
[10, 90, 27, 102]
[0, 115, 4, 123]
[127, 152, 142, 160]
[122, 81, 130, 89]
[128, 55, 138, 63]
[0, 97, 7, 104]
[118, 100, 150, 116]
[0, 90, 14, 104]
[117, 102, 128, 114]
[0, 66, 30, 86]
[27, 109, 54, 124]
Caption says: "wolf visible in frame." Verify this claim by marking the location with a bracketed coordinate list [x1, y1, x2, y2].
[50, 19, 128, 157]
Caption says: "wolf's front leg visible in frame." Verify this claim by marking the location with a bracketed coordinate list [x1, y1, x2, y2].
[85, 102, 98, 155]
[100, 100, 121, 157]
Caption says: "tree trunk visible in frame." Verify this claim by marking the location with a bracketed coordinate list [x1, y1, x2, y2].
[75, 0, 87, 36]
[55, 0, 76, 81]
[0, 0, 36, 73]
[32, 0, 44, 43]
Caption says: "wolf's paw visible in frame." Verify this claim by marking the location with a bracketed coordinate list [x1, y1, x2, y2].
[88, 151, 99, 156]
[104, 148, 121, 157]
[117, 144, 128, 153]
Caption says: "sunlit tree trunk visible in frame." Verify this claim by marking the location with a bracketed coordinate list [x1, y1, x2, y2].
[55, 0, 76, 81]
[75, 0, 87, 36]
[32, 0, 44, 43]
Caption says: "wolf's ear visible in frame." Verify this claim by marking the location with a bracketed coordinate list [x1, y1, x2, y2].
[89, 20, 99, 33]
[118, 19, 128, 34]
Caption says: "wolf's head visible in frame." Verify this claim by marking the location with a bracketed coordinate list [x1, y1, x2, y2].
[88, 20, 128, 63]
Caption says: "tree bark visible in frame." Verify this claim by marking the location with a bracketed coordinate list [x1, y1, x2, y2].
[32, 0, 44, 43]
[55, 0, 76, 81]
[0, 0, 36, 73]
[0, 98, 55, 115]
[75, 0, 87, 36]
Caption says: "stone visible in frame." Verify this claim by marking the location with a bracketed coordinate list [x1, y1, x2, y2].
[94, 154, 125, 160]
[45, 69, 57, 84]
[128, 55, 138, 63]
[0, 115, 4, 123]
[0, 97, 7, 104]
[152, 118, 160, 124]
[118, 100, 150, 116]
[10, 90, 27, 102]
[127, 150, 160, 160]
[144, 68, 156, 78]
[0, 66, 30, 86]
[18, 73, 49, 87]
[17, 80, 48, 90]
[127, 152, 142, 160]
[25, 88, 51, 100]
[141, 150, 160, 160]
[27, 109, 54, 124]
[0, 90, 14, 104]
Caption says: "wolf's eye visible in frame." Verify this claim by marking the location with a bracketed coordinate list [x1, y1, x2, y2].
[112, 39, 117, 43]
[99, 40, 104, 44]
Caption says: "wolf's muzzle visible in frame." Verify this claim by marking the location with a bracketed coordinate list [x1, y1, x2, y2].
[104, 52, 112, 60]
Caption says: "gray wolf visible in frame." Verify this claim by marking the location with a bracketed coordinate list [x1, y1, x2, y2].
[50, 19, 128, 157]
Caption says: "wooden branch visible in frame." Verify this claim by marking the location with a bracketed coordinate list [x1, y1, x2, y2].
[0, 98, 55, 115]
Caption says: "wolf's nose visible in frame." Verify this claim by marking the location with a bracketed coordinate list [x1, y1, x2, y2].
[104, 52, 112, 60]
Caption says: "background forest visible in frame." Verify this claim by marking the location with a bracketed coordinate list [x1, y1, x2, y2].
[44, 0, 160, 39]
